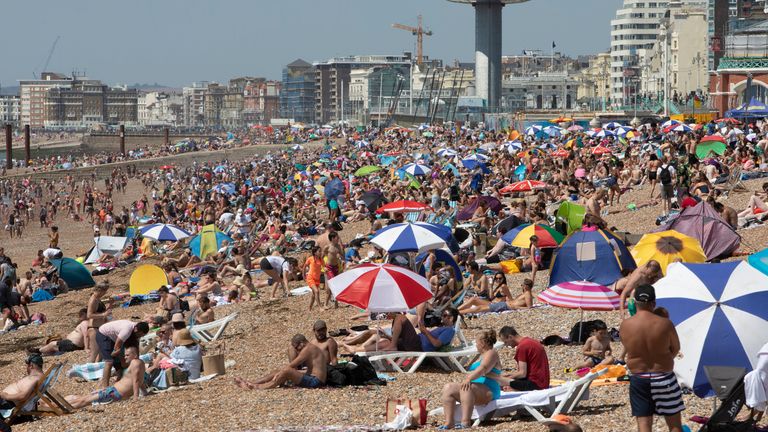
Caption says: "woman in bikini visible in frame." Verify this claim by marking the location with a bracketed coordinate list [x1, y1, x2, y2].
[439, 330, 502, 429]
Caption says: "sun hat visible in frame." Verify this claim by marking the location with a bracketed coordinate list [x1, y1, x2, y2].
[171, 313, 185, 323]
[173, 329, 195, 346]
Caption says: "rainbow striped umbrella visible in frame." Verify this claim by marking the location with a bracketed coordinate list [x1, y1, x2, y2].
[501, 223, 564, 249]
[538, 281, 621, 311]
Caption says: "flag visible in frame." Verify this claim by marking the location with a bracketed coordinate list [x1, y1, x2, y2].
[694, 95, 702, 108]
[552, 41, 556, 49]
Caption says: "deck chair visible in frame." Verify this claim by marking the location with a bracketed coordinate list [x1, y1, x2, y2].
[404, 211, 422, 223]
[189, 312, 239, 343]
[716, 166, 748, 197]
[4, 363, 73, 423]
[429, 369, 608, 426]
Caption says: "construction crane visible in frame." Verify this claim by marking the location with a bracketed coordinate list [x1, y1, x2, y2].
[392, 15, 432, 66]
[33, 36, 60, 79]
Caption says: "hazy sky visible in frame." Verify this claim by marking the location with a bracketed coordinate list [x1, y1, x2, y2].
[1, 0, 623, 87]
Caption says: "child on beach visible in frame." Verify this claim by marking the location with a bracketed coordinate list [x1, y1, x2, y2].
[565, 322, 614, 372]
[302, 246, 324, 311]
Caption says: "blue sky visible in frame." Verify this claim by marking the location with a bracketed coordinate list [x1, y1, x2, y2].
[0, 0, 623, 87]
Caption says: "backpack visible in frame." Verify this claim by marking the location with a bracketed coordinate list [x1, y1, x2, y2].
[569, 320, 607, 344]
[659, 165, 673, 185]
[326, 355, 386, 387]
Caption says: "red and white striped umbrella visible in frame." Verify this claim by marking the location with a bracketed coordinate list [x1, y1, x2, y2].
[538, 281, 620, 311]
[376, 200, 431, 214]
[327, 263, 433, 312]
[552, 148, 569, 158]
[499, 180, 547, 194]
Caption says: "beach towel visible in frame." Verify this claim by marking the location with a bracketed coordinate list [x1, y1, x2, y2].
[67, 353, 154, 381]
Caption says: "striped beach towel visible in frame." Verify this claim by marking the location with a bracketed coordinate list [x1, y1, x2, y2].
[67, 353, 153, 381]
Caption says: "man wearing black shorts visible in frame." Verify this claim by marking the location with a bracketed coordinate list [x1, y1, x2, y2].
[620, 285, 684, 432]
[499, 325, 550, 391]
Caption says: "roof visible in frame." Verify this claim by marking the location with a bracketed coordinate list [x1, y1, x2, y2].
[287, 59, 312, 68]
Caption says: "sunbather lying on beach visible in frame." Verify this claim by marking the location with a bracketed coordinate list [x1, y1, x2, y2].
[340, 308, 459, 353]
[458, 278, 533, 314]
[234, 334, 328, 389]
[29, 308, 88, 356]
[62, 346, 145, 408]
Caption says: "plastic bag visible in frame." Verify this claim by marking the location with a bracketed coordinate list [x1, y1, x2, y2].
[382, 405, 413, 430]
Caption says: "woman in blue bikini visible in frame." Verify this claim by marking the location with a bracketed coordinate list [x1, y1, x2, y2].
[439, 329, 502, 429]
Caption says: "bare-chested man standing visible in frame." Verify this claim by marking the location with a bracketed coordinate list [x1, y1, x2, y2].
[235, 334, 328, 389]
[323, 231, 344, 307]
[620, 284, 684, 432]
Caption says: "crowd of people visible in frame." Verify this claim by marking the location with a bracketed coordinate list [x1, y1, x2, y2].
[0, 116, 766, 431]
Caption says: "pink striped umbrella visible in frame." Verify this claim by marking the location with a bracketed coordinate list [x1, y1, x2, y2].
[538, 281, 620, 311]
[539, 281, 620, 342]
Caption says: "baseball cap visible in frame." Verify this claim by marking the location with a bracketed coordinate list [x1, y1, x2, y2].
[634, 284, 656, 303]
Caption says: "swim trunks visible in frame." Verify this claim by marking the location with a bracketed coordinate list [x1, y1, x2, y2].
[629, 372, 685, 417]
[297, 374, 323, 389]
[94, 386, 122, 404]
[325, 264, 340, 280]
[489, 302, 510, 313]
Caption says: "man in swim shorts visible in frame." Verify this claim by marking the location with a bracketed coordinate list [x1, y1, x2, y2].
[620, 284, 684, 432]
[234, 334, 328, 390]
[64, 346, 146, 409]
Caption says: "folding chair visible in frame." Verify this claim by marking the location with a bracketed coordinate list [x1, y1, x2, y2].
[189, 312, 239, 343]
[4, 363, 73, 423]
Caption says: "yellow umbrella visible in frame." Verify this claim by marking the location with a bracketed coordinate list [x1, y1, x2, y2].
[314, 185, 325, 195]
[631, 230, 706, 275]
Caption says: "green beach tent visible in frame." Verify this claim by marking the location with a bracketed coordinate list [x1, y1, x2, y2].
[556, 201, 586, 235]
[50, 258, 96, 290]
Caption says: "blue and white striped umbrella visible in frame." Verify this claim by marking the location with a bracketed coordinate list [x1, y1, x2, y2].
[370, 222, 453, 253]
[401, 163, 432, 176]
[291, 144, 304, 151]
[355, 140, 370, 148]
[436, 148, 457, 158]
[615, 126, 634, 136]
[139, 223, 192, 241]
[602, 122, 623, 130]
[543, 125, 562, 137]
[503, 141, 524, 153]
[525, 125, 543, 136]
[661, 119, 680, 128]
[669, 124, 693, 133]
[211, 183, 236, 195]
[595, 129, 616, 138]
[213, 165, 227, 174]
[539, 142, 557, 151]
[654, 261, 768, 397]
[463, 153, 490, 162]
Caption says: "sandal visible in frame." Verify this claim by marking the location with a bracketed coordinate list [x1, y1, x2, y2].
[436, 426, 453, 430]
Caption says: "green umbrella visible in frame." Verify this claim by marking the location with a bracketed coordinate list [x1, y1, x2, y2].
[423, 131, 434, 138]
[318, 158, 331, 164]
[695, 141, 726, 159]
[354, 165, 382, 177]
[294, 163, 306, 171]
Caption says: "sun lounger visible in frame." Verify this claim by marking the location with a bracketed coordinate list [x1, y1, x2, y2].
[364, 341, 505, 374]
[359, 316, 496, 374]
[3, 363, 73, 423]
[428, 369, 608, 426]
[67, 353, 154, 382]
[188, 312, 239, 343]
